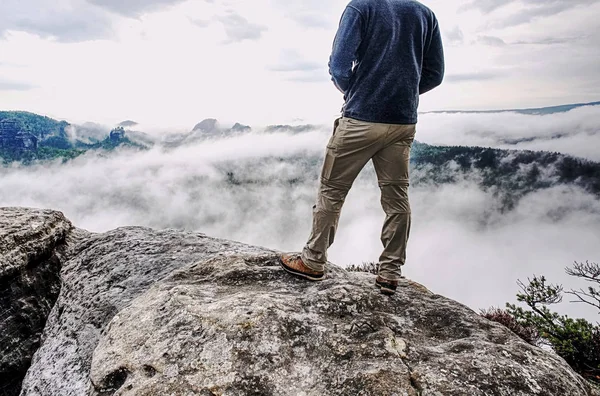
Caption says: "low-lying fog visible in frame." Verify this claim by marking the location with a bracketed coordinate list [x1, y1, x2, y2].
[1, 107, 599, 322]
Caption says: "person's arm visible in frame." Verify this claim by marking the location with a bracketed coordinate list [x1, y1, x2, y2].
[328, 6, 363, 94]
[419, 16, 445, 95]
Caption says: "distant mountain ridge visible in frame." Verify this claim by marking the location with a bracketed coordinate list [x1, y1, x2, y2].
[0, 108, 599, 218]
[424, 101, 600, 115]
[208, 139, 600, 214]
[0, 111, 69, 140]
[409, 141, 600, 208]
[0, 111, 142, 164]
[1, 108, 600, 209]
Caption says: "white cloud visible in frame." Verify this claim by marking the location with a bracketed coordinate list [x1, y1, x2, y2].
[0, 79, 35, 91]
[417, 105, 600, 161]
[270, 0, 340, 29]
[461, 0, 599, 17]
[444, 26, 464, 45]
[1, 110, 599, 322]
[476, 35, 506, 46]
[215, 10, 268, 43]
[0, 0, 115, 42]
[0, 0, 598, 126]
[87, 0, 188, 17]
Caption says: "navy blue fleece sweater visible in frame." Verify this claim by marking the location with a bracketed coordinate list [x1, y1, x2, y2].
[329, 0, 445, 124]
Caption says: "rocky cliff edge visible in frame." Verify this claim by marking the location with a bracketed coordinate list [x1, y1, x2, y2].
[1, 207, 598, 396]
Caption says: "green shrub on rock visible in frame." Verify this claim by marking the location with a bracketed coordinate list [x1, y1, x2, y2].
[484, 262, 600, 385]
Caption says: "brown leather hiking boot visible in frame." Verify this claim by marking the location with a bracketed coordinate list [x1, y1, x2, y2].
[280, 253, 325, 281]
[376, 276, 400, 295]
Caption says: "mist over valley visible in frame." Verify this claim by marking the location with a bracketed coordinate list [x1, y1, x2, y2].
[1, 103, 599, 322]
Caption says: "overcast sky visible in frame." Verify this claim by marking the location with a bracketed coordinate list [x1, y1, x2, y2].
[0, 0, 599, 127]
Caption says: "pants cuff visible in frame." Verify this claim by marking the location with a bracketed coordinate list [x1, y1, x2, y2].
[301, 249, 326, 272]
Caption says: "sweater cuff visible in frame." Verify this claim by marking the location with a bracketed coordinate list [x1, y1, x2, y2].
[332, 76, 350, 93]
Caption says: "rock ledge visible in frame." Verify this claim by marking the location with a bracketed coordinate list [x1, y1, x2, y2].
[1, 208, 597, 396]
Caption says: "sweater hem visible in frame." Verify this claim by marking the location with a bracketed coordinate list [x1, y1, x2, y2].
[342, 112, 418, 125]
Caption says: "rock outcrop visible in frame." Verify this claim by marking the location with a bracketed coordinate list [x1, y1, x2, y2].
[230, 123, 251, 133]
[1, 208, 598, 396]
[0, 209, 73, 396]
[0, 119, 38, 153]
[192, 119, 220, 135]
[164, 119, 253, 148]
[109, 127, 126, 144]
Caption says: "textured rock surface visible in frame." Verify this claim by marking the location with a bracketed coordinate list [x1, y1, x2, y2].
[20, 226, 269, 396]
[0, 208, 72, 396]
[88, 256, 596, 396]
[2, 208, 597, 396]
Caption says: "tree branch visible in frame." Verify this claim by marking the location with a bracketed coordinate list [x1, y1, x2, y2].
[566, 261, 600, 284]
[565, 289, 600, 311]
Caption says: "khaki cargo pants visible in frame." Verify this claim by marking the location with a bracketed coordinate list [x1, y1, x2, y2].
[302, 117, 416, 281]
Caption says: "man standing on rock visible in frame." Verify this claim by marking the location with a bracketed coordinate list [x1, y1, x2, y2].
[280, 0, 445, 295]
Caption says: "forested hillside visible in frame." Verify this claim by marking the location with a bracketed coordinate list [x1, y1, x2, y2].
[0, 112, 140, 164]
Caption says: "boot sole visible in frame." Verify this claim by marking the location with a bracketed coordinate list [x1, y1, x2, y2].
[376, 279, 399, 295]
[280, 258, 325, 281]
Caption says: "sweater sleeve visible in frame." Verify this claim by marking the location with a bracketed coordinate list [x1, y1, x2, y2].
[329, 6, 363, 94]
[419, 16, 445, 95]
